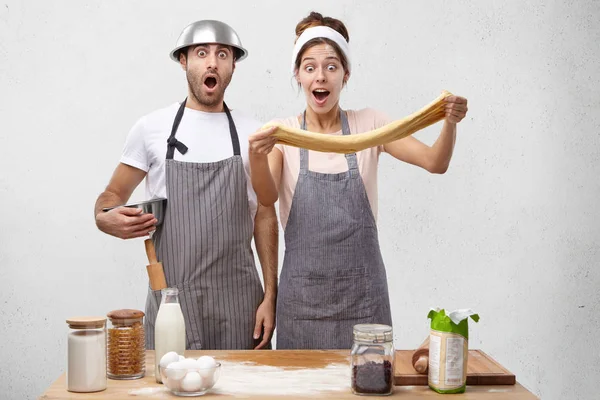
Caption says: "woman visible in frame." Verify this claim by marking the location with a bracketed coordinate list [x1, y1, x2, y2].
[249, 12, 468, 349]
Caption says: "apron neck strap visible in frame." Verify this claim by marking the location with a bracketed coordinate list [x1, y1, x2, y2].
[299, 108, 358, 172]
[166, 99, 189, 160]
[223, 102, 241, 157]
[166, 99, 241, 160]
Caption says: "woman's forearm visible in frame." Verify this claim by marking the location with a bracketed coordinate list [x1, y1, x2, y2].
[429, 120, 457, 173]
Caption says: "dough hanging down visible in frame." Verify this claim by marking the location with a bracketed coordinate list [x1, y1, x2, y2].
[265, 90, 453, 154]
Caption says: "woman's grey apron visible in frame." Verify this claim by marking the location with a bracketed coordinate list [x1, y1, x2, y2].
[144, 99, 264, 350]
[276, 109, 393, 349]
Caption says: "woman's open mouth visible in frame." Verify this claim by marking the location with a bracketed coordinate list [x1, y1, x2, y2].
[312, 89, 330, 105]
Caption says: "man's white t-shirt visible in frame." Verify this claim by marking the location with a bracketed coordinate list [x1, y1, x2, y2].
[120, 103, 262, 221]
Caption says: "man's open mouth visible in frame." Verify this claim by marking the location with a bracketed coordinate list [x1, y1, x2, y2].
[204, 76, 217, 89]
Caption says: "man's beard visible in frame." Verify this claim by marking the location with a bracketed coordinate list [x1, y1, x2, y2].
[187, 68, 232, 108]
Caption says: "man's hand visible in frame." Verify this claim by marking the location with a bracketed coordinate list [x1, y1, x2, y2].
[96, 207, 157, 239]
[253, 298, 275, 349]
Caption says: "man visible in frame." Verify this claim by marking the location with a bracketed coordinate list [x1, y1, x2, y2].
[94, 20, 277, 350]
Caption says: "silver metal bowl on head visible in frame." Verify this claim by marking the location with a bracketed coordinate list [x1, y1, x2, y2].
[169, 20, 248, 62]
[102, 197, 167, 226]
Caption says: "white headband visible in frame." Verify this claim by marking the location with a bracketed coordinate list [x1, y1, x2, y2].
[291, 26, 351, 74]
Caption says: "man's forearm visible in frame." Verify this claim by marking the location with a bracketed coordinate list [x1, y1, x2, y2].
[254, 204, 279, 302]
[249, 153, 278, 206]
[94, 191, 126, 218]
[94, 163, 147, 218]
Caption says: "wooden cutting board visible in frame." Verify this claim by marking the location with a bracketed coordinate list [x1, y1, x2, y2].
[394, 350, 516, 386]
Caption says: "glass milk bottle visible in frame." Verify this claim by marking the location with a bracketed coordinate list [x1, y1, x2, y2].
[154, 287, 186, 383]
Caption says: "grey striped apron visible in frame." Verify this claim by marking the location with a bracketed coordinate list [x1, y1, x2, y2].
[144, 99, 264, 350]
[276, 109, 393, 349]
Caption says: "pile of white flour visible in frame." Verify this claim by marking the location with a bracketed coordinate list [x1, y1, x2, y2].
[212, 360, 351, 397]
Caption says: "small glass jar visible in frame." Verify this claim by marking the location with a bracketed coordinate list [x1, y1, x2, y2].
[350, 324, 394, 396]
[66, 317, 107, 393]
[106, 309, 146, 380]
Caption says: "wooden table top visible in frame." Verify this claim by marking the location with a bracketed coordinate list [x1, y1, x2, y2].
[40, 350, 538, 399]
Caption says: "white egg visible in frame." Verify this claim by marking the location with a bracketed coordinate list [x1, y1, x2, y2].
[196, 356, 217, 378]
[180, 371, 203, 392]
[159, 351, 180, 369]
[165, 376, 182, 391]
[197, 356, 216, 368]
[164, 361, 187, 380]
[179, 358, 199, 369]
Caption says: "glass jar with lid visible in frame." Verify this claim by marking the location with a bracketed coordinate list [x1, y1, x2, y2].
[350, 324, 394, 396]
[66, 316, 107, 393]
[106, 309, 146, 380]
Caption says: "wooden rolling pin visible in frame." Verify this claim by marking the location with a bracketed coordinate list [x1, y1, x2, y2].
[412, 336, 430, 374]
[144, 238, 167, 290]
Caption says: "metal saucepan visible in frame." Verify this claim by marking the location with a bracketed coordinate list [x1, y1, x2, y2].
[169, 20, 248, 62]
[102, 197, 167, 226]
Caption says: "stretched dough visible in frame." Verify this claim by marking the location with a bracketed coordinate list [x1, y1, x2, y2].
[265, 90, 452, 154]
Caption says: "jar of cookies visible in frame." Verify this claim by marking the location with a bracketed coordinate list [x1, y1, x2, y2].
[106, 309, 145, 380]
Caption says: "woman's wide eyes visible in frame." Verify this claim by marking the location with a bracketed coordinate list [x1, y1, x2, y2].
[305, 65, 337, 72]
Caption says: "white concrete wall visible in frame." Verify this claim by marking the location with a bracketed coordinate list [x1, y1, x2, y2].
[1, 1, 598, 399]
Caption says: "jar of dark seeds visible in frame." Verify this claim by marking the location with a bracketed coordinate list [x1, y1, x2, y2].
[351, 324, 394, 396]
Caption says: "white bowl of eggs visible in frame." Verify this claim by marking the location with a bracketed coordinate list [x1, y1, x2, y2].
[159, 352, 220, 396]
